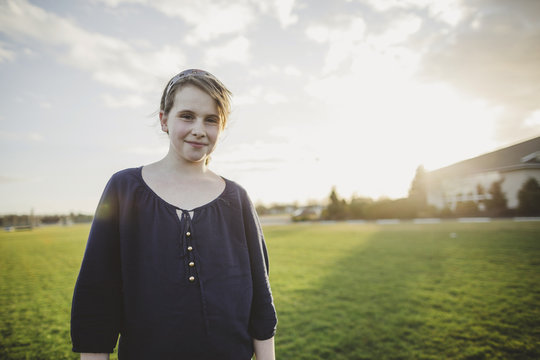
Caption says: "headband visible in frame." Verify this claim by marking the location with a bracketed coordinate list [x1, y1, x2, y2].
[164, 69, 212, 105]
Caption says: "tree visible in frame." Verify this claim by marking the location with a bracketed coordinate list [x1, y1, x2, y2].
[485, 179, 508, 217]
[408, 165, 428, 216]
[255, 203, 269, 215]
[454, 200, 479, 217]
[349, 196, 372, 219]
[476, 184, 485, 196]
[476, 183, 486, 212]
[323, 187, 348, 220]
[517, 177, 540, 216]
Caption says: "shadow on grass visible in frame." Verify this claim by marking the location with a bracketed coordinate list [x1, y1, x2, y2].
[271, 222, 540, 360]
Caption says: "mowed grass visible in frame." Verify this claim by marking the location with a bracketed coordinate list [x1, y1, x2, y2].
[1, 222, 539, 359]
[267, 221, 540, 360]
[0, 226, 89, 360]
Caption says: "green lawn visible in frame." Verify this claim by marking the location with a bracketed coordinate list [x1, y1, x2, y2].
[1, 221, 539, 359]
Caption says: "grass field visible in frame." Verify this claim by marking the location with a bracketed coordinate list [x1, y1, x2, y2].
[1, 221, 539, 359]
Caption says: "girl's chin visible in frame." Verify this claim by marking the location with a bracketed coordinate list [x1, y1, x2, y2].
[181, 155, 209, 164]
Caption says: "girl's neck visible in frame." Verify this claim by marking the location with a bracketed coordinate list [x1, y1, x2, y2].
[160, 151, 210, 177]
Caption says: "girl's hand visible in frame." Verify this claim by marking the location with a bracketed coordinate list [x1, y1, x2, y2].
[253, 337, 275, 360]
[80, 353, 109, 360]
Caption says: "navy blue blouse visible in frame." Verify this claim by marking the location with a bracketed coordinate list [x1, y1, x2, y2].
[71, 167, 277, 360]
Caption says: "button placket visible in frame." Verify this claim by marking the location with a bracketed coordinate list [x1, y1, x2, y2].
[185, 227, 197, 283]
[178, 209, 198, 284]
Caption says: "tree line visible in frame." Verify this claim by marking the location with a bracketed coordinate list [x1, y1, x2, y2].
[321, 167, 540, 221]
[0, 213, 93, 228]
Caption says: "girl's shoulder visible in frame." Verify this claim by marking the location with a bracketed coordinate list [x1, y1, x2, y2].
[106, 167, 143, 184]
[101, 167, 144, 194]
[111, 166, 142, 179]
[220, 177, 251, 199]
[219, 178, 258, 213]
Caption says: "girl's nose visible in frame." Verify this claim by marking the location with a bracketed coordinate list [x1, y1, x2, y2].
[191, 118, 205, 137]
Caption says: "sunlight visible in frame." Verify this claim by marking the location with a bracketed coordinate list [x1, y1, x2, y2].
[301, 43, 500, 200]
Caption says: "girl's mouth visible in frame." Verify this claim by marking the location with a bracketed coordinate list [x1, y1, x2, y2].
[186, 141, 206, 148]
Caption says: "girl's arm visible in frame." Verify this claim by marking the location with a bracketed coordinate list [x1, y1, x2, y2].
[81, 354, 109, 360]
[253, 337, 275, 360]
[71, 175, 122, 354]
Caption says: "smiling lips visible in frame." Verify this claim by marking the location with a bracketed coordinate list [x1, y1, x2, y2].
[185, 140, 207, 148]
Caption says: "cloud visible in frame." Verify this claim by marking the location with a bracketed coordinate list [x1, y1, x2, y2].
[263, 91, 288, 105]
[116, 0, 255, 42]
[213, 140, 307, 173]
[124, 145, 169, 155]
[0, 0, 186, 99]
[97, 0, 299, 42]
[0, 130, 44, 142]
[251, 0, 299, 27]
[306, 0, 540, 145]
[283, 65, 302, 76]
[359, 0, 467, 26]
[28, 133, 44, 141]
[39, 101, 52, 109]
[204, 36, 251, 66]
[417, 0, 540, 142]
[234, 85, 288, 106]
[214, 143, 281, 172]
[0, 175, 25, 184]
[370, 13, 422, 47]
[305, 13, 422, 75]
[175, 1, 256, 44]
[306, 18, 367, 73]
[248, 64, 303, 78]
[0, 41, 16, 63]
[524, 110, 540, 128]
[101, 93, 147, 108]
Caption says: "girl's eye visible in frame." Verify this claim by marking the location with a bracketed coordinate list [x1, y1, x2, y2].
[180, 114, 194, 120]
[206, 118, 220, 125]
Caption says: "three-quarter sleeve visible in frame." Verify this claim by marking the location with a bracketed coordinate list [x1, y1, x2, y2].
[71, 176, 123, 353]
[241, 191, 278, 340]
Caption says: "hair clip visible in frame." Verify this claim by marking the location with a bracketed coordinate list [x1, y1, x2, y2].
[165, 69, 212, 98]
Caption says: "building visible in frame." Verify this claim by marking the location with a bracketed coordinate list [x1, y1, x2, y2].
[426, 136, 540, 211]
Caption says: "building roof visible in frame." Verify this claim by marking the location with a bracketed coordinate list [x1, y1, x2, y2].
[429, 135, 540, 178]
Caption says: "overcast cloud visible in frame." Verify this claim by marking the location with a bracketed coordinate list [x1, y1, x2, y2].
[417, 0, 540, 140]
[0, 0, 538, 213]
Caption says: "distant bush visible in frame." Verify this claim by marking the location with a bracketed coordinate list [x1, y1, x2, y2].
[70, 213, 93, 223]
[321, 187, 348, 220]
[518, 177, 540, 216]
[454, 200, 480, 218]
[40, 215, 61, 224]
[0, 215, 31, 227]
[485, 179, 509, 217]
[321, 189, 433, 221]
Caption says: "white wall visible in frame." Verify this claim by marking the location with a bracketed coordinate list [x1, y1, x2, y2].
[500, 169, 540, 208]
[427, 169, 540, 210]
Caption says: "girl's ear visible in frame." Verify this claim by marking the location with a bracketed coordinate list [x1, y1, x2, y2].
[159, 110, 168, 134]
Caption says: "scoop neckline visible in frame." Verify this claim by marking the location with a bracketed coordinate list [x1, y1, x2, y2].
[137, 166, 229, 212]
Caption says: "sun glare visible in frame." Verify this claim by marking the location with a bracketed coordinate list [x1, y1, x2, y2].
[299, 44, 501, 201]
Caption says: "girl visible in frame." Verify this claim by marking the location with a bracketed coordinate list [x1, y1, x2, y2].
[71, 69, 277, 360]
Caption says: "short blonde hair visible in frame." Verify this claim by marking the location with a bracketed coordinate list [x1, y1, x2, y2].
[160, 69, 232, 130]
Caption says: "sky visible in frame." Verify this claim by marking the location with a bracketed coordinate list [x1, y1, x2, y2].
[1, 0, 539, 214]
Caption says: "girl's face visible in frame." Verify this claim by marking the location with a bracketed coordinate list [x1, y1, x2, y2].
[160, 85, 222, 165]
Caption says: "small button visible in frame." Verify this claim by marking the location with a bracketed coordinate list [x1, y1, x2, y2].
[187, 246, 193, 251]
[189, 261, 195, 267]
[189, 276, 195, 282]
[186, 231, 191, 236]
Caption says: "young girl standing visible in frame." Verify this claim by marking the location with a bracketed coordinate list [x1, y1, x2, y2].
[71, 69, 277, 360]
